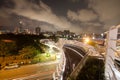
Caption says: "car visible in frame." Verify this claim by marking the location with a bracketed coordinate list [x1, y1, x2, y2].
[4, 63, 20, 70]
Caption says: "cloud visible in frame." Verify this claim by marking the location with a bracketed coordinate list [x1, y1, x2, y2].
[0, 8, 11, 18]
[88, 0, 120, 29]
[67, 10, 78, 21]
[2, 0, 119, 33]
[67, 9, 102, 33]
[67, 9, 98, 22]
[1, 0, 84, 33]
[69, 0, 80, 3]
[10, 0, 72, 31]
[79, 22, 103, 33]
[0, 8, 14, 27]
[67, 0, 120, 32]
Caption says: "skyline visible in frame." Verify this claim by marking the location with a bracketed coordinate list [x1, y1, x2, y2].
[0, 0, 120, 33]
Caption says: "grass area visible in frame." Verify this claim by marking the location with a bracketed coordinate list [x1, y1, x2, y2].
[76, 57, 105, 80]
[0, 53, 56, 70]
[0, 34, 58, 69]
[32, 53, 56, 63]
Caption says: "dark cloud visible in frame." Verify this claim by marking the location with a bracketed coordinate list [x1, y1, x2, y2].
[0, 0, 120, 33]
[41, 0, 88, 16]
[0, 0, 73, 32]
[0, 0, 15, 9]
[67, 9, 98, 22]
[88, 0, 120, 30]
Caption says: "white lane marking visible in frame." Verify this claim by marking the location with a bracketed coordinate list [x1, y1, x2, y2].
[64, 46, 84, 58]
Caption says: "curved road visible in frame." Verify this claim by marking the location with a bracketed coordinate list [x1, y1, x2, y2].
[63, 44, 86, 80]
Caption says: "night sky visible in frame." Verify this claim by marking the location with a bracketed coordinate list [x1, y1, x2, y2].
[0, 0, 120, 33]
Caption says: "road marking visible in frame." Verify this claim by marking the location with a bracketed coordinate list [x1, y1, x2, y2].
[64, 46, 84, 58]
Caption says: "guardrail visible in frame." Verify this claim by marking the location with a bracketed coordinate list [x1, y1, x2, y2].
[52, 50, 66, 80]
[108, 63, 118, 80]
[114, 59, 120, 68]
[110, 48, 120, 70]
[106, 47, 120, 80]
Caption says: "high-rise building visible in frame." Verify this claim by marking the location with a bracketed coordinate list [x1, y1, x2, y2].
[19, 26, 23, 33]
[35, 27, 41, 35]
[14, 26, 23, 34]
[22, 29, 31, 34]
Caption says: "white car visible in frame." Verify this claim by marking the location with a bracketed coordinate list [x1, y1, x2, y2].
[4, 63, 19, 70]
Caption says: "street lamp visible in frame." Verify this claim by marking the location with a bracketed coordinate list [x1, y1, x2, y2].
[84, 37, 90, 44]
[101, 33, 104, 38]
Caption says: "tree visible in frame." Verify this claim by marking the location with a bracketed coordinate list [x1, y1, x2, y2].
[76, 57, 105, 80]
[0, 41, 16, 61]
[19, 46, 39, 59]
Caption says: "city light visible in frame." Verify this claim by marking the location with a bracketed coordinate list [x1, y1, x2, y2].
[84, 37, 90, 44]
[92, 36, 95, 40]
[1, 0, 120, 79]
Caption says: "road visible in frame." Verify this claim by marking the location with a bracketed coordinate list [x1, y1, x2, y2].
[0, 61, 58, 80]
[63, 44, 86, 80]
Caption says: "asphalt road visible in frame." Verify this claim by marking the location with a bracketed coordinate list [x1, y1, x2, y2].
[63, 44, 86, 80]
[0, 61, 58, 80]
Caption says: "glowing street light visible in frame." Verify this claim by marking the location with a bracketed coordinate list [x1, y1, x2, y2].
[92, 36, 95, 40]
[101, 33, 104, 38]
[84, 37, 90, 44]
